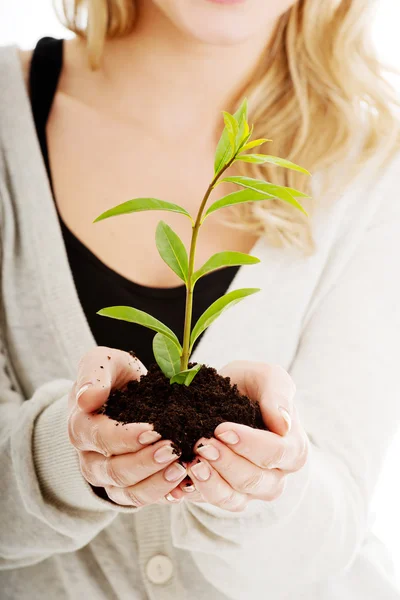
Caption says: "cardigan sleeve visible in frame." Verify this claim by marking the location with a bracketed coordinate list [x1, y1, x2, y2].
[171, 180, 400, 598]
[0, 338, 140, 570]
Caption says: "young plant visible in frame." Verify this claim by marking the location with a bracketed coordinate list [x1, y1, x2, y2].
[94, 99, 310, 386]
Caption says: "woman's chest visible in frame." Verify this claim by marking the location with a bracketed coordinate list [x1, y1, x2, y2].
[47, 95, 257, 288]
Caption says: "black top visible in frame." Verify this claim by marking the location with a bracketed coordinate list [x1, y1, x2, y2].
[29, 37, 238, 367]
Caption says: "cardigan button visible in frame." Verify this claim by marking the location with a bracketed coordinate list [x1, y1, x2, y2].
[146, 554, 174, 585]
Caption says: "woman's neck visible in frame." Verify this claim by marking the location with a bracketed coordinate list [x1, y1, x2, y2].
[96, 1, 273, 140]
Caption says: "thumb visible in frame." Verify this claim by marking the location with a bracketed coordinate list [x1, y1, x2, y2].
[75, 346, 147, 413]
[219, 361, 295, 437]
[258, 365, 296, 437]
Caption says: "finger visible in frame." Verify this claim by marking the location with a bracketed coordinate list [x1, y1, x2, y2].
[158, 494, 183, 505]
[188, 459, 248, 512]
[79, 441, 182, 488]
[68, 406, 162, 456]
[166, 488, 205, 503]
[75, 346, 147, 413]
[157, 478, 205, 502]
[194, 438, 286, 500]
[219, 361, 296, 437]
[105, 463, 188, 507]
[172, 478, 204, 502]
[214, 410, 308, 471]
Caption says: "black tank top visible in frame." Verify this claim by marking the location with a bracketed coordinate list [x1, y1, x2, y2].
[29, 37, 238, 367]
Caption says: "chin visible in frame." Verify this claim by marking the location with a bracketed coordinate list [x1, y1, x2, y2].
[152, 0, 297, 47]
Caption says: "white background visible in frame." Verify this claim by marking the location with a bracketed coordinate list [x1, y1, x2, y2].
[1, 0, 400, 587]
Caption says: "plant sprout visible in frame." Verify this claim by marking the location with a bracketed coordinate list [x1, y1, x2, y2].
[94, 99, 310, 386]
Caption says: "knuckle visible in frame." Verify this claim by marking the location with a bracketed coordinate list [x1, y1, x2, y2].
[295, 434, 309, 471]
[230, 500, 248, 513]
[68, 410, 82, 449]
[79, 457, 97, 486]
[125, 488, 146, 508]
[266, 474, 287, 501]
[240, 470, 265, 494]
[92, 424, 111, 457]
[222, 495, 248, 513]
[103, 486, 116, 503]
[104, 485, 124, 505]
[104, 457, 127, 487]
[217, 490, 241, 510]
[262, 445, 286, 469]
[219, 458, 236, 478]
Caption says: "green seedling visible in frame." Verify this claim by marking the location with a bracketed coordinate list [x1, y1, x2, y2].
[94, 99, 310, 386]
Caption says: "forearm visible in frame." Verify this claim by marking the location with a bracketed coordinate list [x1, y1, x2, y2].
[1, 379, 131, 569]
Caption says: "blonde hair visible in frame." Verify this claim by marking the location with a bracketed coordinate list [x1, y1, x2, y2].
[57, 0, 400, 251]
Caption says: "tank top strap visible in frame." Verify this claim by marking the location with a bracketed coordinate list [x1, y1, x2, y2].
[29, 37, 63, 176]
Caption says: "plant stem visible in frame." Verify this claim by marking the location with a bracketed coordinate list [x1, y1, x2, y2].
[180, 161, 234, 370]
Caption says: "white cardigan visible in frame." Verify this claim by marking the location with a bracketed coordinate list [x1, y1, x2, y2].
[0, 44, 400, 599]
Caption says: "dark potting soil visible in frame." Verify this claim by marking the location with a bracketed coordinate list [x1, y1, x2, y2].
[102, 363, 267, 462]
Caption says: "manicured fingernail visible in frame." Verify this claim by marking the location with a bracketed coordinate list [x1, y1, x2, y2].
[138, 430, 162, 445]
[164, 463, 187, 482]
[278, 406, 291, 435]
[182, 483, 196, 493]
[216, 430, 239, 445]
[76, 383, 92, 402]
[154, 445, 179, 464]
[191, 461, 211, 482]
[196, 444, 219, 461]
[165, 492, 181, 503]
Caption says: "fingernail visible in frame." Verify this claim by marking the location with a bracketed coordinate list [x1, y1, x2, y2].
[76, 383, 92, 402]
[138, 430, 162, 445]
[154, 445, 179, 464]
[164, 463, 187, 482]
[216, 430, 239, 445]
[165, 492, 181, 503]
[182, 483, 196, 493]
[278, 406, 291, 435]
[196, 444, 219, 461]
[191, 461, 211, 482]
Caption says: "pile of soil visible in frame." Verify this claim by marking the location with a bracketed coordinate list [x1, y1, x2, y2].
[102, 363, 267, 462]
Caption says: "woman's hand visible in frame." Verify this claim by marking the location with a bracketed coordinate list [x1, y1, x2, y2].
[173, 361, 309, 511]
[68, 346, 188, 507]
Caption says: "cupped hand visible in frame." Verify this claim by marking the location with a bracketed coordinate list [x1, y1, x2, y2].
[171, 361, 309, 511]
[68, 346, 187, 507]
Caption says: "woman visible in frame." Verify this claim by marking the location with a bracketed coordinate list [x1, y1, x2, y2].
[0, 0, 399, 598]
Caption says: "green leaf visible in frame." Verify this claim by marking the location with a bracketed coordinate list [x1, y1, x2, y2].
[238, 123, 254, 150]
[193, 251, 260, 285]
[214, 98, 249, 175]
[97, 306, 181, 350]
[155, 221, 189, 283]
[240, 138, 271, 152]
[153, 333, 181, 379]
[221, 176, 309, 197]
[219, 176, 308, 215]
[214, 122, 234, 176]
[283, 187, 311, 199]
[235, 98, 249, 148]
[223, 111, 239, 152]
[170, 364, 202, 386]
[236, 154, 311, 175]
[204, 188, 275, 220]
[93, 198, 193, 223]
[190, 288, 260, 350]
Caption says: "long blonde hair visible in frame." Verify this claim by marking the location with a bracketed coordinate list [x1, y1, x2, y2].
[57, 0, 400, 251]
